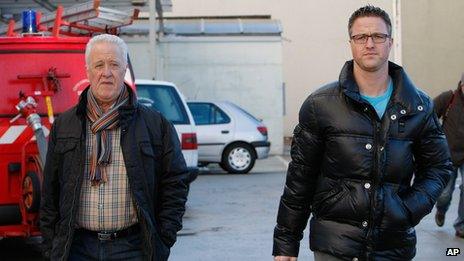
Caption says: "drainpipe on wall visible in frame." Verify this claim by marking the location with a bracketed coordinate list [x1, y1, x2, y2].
[392, 0, 402, 65]
[156, 0, 165, 37]
[149, 0, 157, 80]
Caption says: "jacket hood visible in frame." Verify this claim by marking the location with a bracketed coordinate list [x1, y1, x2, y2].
[339, 60, 426, 114]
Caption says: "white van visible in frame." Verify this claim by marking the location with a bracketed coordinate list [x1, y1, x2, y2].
[136, 79, 198, 182]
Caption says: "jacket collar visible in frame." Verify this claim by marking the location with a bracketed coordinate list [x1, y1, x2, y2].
[76, 84, 138, 129]
[339, 60, 425, 114]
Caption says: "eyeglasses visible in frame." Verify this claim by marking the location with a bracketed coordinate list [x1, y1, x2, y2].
[350, 33, 390, 44]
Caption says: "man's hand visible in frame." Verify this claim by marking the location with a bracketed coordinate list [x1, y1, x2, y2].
[274, 256, 297, 261]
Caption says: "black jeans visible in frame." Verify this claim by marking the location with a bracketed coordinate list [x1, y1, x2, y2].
[68, 229, 146, 261]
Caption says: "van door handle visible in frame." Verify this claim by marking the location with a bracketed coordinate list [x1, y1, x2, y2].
[221, 130, 229, 134]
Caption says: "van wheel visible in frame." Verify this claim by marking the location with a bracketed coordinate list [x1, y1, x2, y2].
[221, 143, 256, 174]
[22, 171, 41, 213]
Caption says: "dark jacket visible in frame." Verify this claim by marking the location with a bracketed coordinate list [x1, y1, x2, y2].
[433, 86, 464, 166]
[273, 61, 453, 260]
[40, 86, 189, 261]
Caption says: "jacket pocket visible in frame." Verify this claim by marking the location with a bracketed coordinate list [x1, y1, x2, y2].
[139, 142, 162, 160]
[312, 181, 345, 217]
[54, 139, 78, 154]
[139, 142, 163, 187]
[380, 185, 412, 230]
[53, 139, 79, 180]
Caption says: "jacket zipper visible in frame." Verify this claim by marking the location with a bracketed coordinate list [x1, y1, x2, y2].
[62, 139, 85, 260]
[121, 126, 155, 260]
[365, 111, 380, 260]
[136, 204, 154, 259]
[365, 104, 392, 260]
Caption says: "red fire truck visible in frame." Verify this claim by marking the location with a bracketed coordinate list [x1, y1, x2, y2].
[0, 0, 137, 238]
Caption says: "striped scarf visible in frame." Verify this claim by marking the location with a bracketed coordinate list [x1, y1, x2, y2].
[86, 86, 129, 185]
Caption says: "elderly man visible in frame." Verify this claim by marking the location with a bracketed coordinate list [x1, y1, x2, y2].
[40, 34, 189, 261]
[273, 5, 452, 261]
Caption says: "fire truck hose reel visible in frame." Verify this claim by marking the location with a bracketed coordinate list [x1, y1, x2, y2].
[15, 96, 49, 165]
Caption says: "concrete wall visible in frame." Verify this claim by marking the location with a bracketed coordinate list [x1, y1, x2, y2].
[401, 0, 464, 98]
[166, 0, 393, 137]
[124, 35, 284, 154]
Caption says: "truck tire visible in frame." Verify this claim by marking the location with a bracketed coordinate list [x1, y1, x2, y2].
[22, 171, 41, 213]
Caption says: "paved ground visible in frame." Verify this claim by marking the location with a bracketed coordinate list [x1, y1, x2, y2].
[170, 156, 306, 260]
[171, 156, 464, 261]
[0, 156, 462, 260]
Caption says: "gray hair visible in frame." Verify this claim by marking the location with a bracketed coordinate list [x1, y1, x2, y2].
[85, 34, 128, 67]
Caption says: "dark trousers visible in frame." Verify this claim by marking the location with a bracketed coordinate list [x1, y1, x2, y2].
[68, 229, 146, 261]
[436, 164, 464, 233]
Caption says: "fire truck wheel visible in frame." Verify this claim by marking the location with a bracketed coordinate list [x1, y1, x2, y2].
[22, 171, 41, 213]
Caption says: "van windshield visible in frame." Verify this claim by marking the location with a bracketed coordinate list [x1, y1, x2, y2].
[137, 84, 190, 124]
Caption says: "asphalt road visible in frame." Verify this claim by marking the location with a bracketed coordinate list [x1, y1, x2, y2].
[1, 156, 462, 260]
[172, 156, 464, 260]
[170, 157, 305, 260]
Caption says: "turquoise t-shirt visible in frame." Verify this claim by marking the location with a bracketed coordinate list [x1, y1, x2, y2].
[360, 79, 393, 118]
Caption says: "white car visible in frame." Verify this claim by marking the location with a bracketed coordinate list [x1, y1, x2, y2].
[187, 101, 270, 174]
[136, 79, 199, 182]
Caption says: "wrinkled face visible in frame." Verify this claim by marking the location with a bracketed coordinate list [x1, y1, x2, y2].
[350, 16, 392, 72]
[86, 42, 127, 104]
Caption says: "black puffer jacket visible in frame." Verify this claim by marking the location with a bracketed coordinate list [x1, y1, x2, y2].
[40, 86, 189, 261]
[273, 61, 453, 260]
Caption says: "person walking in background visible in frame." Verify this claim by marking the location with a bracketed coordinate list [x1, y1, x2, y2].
[273, 5, 453, 261]
[433, 73, 464, 238]
[40, 34, 189, 260]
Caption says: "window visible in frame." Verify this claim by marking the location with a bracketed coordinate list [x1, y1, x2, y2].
[136, 84, 190, 124]
[188, 103, 230, 125]
[228, 102, 261, 122]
